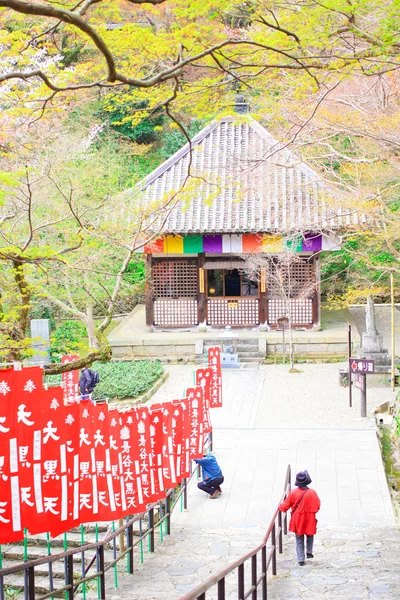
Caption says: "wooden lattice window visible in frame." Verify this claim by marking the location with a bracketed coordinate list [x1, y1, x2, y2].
[154, 299, 198, 326]
[207, 299, 259, 326]
[153, 261, 198, 298]
[268, 298, 313, 325]
[267, 259, 314, 299]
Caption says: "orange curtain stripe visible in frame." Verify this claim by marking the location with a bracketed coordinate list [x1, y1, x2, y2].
[242, 234, 263, 253]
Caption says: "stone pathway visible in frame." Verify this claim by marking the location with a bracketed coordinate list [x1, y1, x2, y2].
[99, 364, 398, 600]
[268, 525, 400, 599]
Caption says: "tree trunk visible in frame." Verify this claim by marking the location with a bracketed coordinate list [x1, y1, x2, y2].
[84, 302, 99, 350]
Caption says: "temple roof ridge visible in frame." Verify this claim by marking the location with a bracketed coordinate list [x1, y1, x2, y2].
[129, 114, 358, 234]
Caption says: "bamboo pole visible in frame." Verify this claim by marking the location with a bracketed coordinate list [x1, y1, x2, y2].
[391, 273, 396, 392]
[119, 518, 125, 553]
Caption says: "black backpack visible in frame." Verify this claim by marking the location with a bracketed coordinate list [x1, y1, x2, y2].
[89, 369, 100, 387]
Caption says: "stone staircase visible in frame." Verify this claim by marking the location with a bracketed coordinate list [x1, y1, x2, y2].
[202, 338, 266, 366]
[81, 522, 400, 600]
[268, 524, 400, 599]
[0, 523, 111, 596]
[0, 519, 150, 598]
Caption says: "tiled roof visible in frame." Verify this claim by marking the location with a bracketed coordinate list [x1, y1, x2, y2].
[134, 116, 356, 234]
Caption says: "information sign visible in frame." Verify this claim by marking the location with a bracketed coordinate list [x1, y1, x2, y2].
[349, 358, 375, 374]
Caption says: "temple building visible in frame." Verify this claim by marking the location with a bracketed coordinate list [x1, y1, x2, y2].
[135, 112, 354, 331]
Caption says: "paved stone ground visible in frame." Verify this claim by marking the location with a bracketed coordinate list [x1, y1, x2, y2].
[94, 365, 398, 600]
[268, 525, 400, 600]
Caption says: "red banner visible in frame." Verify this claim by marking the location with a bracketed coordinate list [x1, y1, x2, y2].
[61, 355, 80, 404]
[172, 399, 190, 479]
[196, 368, 212, 433]
[0, 361, 221, 543]
[186, 387, 204, 460]
[207, 347, 222, 407]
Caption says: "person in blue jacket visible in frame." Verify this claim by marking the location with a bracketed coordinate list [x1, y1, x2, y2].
[194, 454, 224, 499]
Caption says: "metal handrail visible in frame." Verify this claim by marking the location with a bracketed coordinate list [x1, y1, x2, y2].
[0, 453, 205, 600]
[179, 464, 292, 600]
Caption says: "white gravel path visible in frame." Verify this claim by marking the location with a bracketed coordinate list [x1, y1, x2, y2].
[148, 363, 396, 430]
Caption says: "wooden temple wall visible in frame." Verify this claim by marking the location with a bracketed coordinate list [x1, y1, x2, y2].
[145, 254, 320, 329]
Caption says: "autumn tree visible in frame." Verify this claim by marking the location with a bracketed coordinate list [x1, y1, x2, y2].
[2, 0, 400, 369]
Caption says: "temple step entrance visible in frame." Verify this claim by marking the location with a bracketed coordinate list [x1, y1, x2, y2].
[202, 338, 265, 365]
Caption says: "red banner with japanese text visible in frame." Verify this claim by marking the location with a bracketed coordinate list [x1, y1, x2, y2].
[207, 347, 222, 407]
[61, 355, 80, 405]
[0, 363, 212, 543]
[172, 399, 190, 480]
[195, 368, 212, 433]
[186, 387, 204, 460]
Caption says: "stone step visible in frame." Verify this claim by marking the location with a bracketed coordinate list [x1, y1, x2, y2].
[205, 339, 259, 347]
[239, 358, 263, 363]
[236, 350, 264, 357]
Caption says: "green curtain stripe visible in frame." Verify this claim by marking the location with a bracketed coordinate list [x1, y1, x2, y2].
[183, 236, 204, 253]
[284, 236, 303, 252]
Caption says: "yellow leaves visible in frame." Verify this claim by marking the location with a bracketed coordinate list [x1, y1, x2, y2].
[327, 285, 389, 309]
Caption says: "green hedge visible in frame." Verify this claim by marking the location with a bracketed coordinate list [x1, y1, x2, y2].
[92, 360, 163, 400]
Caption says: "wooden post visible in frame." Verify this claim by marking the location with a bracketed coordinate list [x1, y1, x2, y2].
[145, 254, 154, 327]
[312, 255, 321, 329]
[390, 273, 396, 392]
[198, 253, 206, 328]
[119, 518, 125, 553]
[259, 267, 268, 330]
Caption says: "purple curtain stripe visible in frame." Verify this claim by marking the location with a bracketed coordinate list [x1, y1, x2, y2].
[203, 235, 223, 253]
[302, 233, 322, 252]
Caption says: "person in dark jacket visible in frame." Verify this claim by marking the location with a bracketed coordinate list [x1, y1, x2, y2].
[79, 367, 94, 399]
[194, 454, 224, 499]
[279, 470, 321, 565]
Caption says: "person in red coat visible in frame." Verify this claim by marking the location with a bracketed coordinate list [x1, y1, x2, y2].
[278, 470, 321, 566]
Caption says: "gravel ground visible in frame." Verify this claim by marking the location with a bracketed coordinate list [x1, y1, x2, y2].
[256, 362, 396, 429]
[148, 363, 396, 430]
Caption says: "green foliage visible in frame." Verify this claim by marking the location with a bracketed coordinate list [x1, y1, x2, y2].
[100, 98, 164, 144]
[124, 258, 145, 285]
[91, 360, 163, 400]
[394, 412, 400, 437]
[50, 321, 88, 359]
[161, 121, 205, 159]
[29, 299, 57, 330]
[380, 426, 400, 491]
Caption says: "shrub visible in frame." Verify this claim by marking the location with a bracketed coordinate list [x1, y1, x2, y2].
[50, 320, 88, 360]
[92, 360, 163, 400]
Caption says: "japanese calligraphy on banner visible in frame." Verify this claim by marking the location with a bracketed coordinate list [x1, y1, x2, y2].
[61, 355, 80, 405]
[0, 361, 220, 544]
[186, 387, 204, 459]
[207, 347, 222, 407]
[195, 369, 212, 433]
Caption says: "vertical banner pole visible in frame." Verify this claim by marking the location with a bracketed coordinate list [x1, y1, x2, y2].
[391, 273, 396, 392]
[118, 518, 125, 554]
[348, 324, 352, 408]
[360, 374, 367, 418]
[95, 524, 100, 600]
[80, 524, 86, 600]
[139, 518, 144, 563]
[46, 532, 54, 600]
[112, 521, 118, 589]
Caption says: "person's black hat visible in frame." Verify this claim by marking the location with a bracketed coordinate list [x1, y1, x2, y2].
[295, 470, 312, 487]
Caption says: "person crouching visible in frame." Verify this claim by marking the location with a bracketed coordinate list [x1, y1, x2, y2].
[194, 454, 224, 499]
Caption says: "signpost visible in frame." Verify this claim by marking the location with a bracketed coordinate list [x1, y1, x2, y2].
[349, 358, 375, 417]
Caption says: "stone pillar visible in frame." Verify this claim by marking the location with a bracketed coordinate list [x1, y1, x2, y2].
[30, 319, 51, 362]
[198, 253, 207, 332]
[145, 254, 154, 328]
